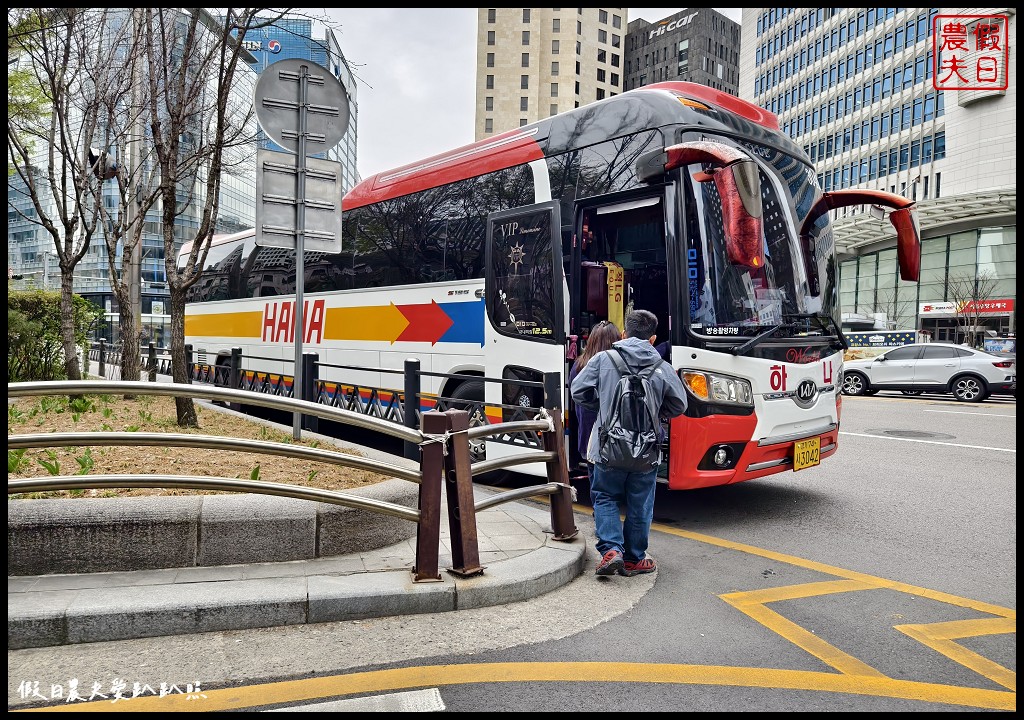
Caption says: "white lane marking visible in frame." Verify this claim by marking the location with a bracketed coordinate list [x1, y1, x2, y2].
[839, 431, 1015, 453]
[267, 688, 445, 712]
[923, 409, 1016, 418]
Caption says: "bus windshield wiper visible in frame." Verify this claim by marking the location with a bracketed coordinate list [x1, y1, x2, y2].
[729, 313, 846, 357]
[803, 313, 848, 350]
[730, 322, 794, 356]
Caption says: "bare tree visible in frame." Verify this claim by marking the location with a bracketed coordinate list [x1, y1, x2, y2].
[7, 8, 129, 382]
[89, 9, 159, 387]
[858, 286, 914, 330]
[947, 269, 1001, 348]
[139, 8, 291, 426]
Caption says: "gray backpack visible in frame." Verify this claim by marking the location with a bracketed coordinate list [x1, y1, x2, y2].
[597, 347, 665, 472]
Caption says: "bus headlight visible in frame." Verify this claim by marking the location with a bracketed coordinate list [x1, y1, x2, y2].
[680, 370, 754, 406]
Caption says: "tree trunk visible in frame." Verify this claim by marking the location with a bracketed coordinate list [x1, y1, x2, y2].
[60, 271, 83, 382]
[111, 267, 142, 397]
[169, 288, 198, 427]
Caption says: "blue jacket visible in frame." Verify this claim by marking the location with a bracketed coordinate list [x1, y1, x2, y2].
[569, 336, 688, 465]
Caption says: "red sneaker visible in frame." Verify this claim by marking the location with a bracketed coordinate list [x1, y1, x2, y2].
[621, 557, 656, 576]
[595, 549, 624, 576]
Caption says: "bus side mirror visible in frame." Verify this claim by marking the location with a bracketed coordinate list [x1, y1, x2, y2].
[800, 189, 923, 286]
[888, 207, 921, 282]
[645, 141, 764, 269]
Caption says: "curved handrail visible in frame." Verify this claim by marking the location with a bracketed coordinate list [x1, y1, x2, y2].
[8, 380, 424, 444]
[466, 418, 553, 440]
[470, 450, 558, 476]
[8, 432, 422, 484]
[474, 483, 563, 513]
[7, 475, 421, 522]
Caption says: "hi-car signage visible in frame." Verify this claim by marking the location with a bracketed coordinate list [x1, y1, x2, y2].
[648, 12, 699, 39]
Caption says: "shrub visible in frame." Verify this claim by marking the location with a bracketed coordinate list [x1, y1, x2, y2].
[8, 288, 101, 382]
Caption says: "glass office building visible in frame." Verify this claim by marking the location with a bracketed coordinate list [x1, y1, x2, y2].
[740, 8, 1015, 343]
[8, 10, 260, 346]
[9, 13, 360, 346]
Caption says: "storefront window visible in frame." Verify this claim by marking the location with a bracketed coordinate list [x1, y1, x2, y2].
[947, 230, 978, 280]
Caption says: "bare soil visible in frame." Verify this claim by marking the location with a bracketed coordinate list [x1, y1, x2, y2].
[7, 392, 393, 499]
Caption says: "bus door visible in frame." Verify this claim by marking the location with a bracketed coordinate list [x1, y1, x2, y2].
[563, 190, 675, 471]
[484, 201, 566, 472]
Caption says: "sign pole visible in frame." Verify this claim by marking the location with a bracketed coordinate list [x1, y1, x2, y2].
[292, 65, 309, 440]
[253, 58, 349, 441]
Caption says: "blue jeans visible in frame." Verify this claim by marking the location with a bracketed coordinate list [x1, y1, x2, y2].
[589, 463, 658, 564]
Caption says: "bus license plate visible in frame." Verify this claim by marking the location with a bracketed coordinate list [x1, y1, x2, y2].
[793, 438, 820, 471]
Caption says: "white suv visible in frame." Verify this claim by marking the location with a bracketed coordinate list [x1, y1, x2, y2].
[842, 342, 1016, 402]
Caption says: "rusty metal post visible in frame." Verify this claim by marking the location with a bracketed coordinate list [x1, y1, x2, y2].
[413, 411, 447, 582]
[98, 339, 107, 379]
[147, 342, 157, 382]
[443, 409, 483, 577]
[542, 411, 579, 541]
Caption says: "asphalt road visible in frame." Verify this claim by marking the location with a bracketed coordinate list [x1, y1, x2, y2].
[8, 391, 1015, 712]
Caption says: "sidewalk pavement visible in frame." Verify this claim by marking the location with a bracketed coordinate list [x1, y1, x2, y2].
[8, 480, 587, 650]
[8, 388, 589, 650]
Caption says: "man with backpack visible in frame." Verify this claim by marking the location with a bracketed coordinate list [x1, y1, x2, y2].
[570, 309, 688, 577]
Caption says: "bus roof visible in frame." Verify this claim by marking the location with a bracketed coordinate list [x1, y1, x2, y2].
[178, 228, 254, 259]
[344, 81, 784, 210]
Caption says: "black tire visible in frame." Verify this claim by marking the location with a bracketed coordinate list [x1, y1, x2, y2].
[212, 356, 231, 406]
[448, 380, 488, 463]
[842, 371, 869, 396]
[950, 375, 988, 402]
[449, 379, 521, 486]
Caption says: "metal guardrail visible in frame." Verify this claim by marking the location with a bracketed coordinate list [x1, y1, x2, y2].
[88, 342, 560, 465]
[8, 380, 579, 581]
[87, 341, 172, 381]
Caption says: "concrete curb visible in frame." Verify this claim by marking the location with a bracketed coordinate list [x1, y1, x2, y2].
[8, 498, 587, 649]
[8, 396, 588, 650]
[7, 480, 419, 575]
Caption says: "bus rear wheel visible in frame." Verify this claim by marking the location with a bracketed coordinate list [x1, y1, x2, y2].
[448, 380, 487, 462]
[448, 380, 512, 486]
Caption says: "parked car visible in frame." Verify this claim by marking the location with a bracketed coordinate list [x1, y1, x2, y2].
[841, 342, 1017, 402]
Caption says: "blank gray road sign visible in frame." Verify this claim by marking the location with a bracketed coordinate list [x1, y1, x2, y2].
[256, 148, 343, 252]
[254, 59, 350, 156]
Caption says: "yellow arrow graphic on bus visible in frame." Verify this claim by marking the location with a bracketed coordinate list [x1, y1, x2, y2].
[185, 311, 263, 338]
[324, 303, 409, 343]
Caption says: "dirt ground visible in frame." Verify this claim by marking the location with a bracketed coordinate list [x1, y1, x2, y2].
[7, 392, 394, 499]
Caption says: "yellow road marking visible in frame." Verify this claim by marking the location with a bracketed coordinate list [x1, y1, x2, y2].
[20, 663, 1014, 712]
[896, 618, 1016, 692]
[722, 580, 887, 678]
[16, 511, 1014, 713]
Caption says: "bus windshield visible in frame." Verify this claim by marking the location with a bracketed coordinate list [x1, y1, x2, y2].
[683, 135, 836, 343]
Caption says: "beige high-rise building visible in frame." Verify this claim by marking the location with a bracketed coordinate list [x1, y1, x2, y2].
[475, 8, 627, 140]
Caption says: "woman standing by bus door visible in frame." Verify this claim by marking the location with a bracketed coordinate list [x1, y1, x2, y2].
[568, 321, 622, 483]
